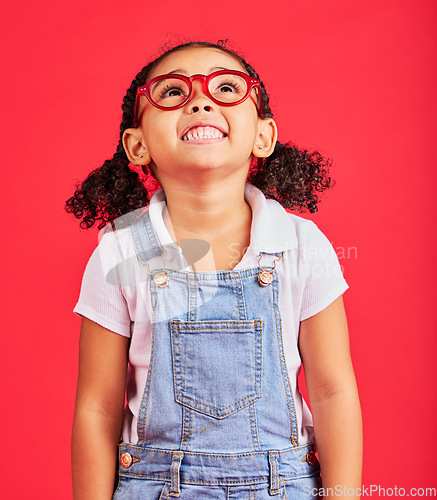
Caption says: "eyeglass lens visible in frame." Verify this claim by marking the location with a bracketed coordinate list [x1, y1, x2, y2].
[149, 73, 249, 108]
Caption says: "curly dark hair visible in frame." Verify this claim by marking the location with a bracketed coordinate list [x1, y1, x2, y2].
[65, 41, 333, 229]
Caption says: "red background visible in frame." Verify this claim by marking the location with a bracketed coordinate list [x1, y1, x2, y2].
[1, 1, 436, 498]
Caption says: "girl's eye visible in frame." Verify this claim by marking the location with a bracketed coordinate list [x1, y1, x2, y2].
[160, 85, 186, 98]
[151, 79, 189, 106]
[216, 80, 241, 93]
[209, 76, 247, 102]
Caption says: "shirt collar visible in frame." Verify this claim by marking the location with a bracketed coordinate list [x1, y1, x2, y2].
[244, 183, 298, 253]
[149, 183, 298, 255]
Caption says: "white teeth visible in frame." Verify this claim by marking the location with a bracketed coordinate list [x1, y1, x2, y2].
[182, 126, 224, 141]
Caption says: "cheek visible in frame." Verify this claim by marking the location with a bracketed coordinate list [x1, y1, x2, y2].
[232, 114, 259, 142]
[234, 104, 259, 132]
[142, 114, 179, 147]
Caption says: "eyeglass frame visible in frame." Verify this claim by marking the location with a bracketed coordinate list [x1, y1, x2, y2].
[134, 70, 263, 126]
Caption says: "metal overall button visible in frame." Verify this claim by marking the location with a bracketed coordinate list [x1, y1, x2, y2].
[135, 244, 169, 287]
[153, 270, 169, 288]
[257, 253, 282, 287]
[258, 269, 274, 287]
[302, 450, 317, 466]
[120, 452, 133, 468]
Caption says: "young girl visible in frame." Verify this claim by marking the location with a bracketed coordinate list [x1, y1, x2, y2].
[68, 41, 362, 499]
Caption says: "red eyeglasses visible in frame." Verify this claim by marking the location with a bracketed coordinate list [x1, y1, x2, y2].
[134, 70, 262, 126]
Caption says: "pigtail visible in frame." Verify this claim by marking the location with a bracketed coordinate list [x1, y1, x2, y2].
[65, 153, 150, 229]
[65, 62, 155, 229]
[249, 142, 334, 213]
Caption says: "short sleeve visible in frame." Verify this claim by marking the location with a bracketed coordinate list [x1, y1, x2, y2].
[300, 220, 349, 321]
[73, 236, 132, 337]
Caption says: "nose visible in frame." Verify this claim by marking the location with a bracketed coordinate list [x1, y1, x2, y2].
[186, 79, 214, 114]
[190, 103, 213, 113]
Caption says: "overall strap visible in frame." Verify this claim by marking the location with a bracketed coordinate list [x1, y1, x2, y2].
[130, 210, 163, 265]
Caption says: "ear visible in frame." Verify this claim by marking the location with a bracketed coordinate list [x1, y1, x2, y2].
[122, 128, 151, 165]
[252, 118, 278, 158]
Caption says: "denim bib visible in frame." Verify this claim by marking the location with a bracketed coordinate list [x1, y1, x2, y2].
[113, 211, 321, 499]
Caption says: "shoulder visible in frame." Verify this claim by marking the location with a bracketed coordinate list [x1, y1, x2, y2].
[264, 196, 330, 251]
[283, 213, 341, 271]
[284, 210, 319, 235]
[268, 203, 341, 271]
[91, 207, 150, 275]
[97, 224, 135, 262]
[284, 212, 333, 249]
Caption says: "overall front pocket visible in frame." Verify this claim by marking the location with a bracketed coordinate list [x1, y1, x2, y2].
[170, 319, 263, 418]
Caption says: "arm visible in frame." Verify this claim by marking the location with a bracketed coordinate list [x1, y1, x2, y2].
[72, 317, 130, 500]
[299, 295, 362, 498]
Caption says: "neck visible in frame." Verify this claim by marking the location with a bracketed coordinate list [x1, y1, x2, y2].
[162, 176, 251, 239]
[155, 165, 254, 271]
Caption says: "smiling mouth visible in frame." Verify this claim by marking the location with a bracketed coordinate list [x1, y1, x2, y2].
[181, 126, 226, 141]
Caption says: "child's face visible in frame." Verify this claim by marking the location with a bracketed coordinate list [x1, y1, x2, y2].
[124, 47, 276, 187]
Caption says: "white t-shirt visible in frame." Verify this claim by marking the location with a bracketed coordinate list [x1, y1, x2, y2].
[74, 183, 349, 445]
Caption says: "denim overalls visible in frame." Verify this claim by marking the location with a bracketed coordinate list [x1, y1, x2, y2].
[113, 211, 321, 499]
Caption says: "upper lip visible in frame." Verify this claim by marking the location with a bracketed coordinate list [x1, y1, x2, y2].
[180, 121, 228, 139]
